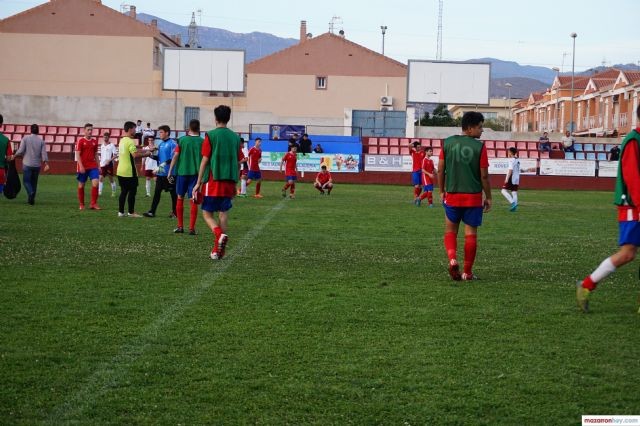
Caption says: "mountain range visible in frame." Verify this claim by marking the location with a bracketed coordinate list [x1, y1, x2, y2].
[138, 13, 640, 100]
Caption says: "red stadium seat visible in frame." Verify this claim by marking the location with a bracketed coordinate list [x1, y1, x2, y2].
[400, 147, 410, 155]
[44, 135, 54, 143]
[551, 143, 561, 150]
[16, 125, 26, 133]
[528, 151, 539, 159]
[400, 138, 409, 146]
[109, 137, 118, 144]
[62, 145, 72, 153]
[11, 133, 22, 142]
[4, 125, 15, 133]
[389, 146, 399, 155]
[46, 144, 52, 152]
[540, 151, 550, 159]
[368, 138, 378, 146]
[46, 126, 57, 134]
[51, 144, 62, 153]
[55, 135, 65, 143]
[379, 138, 389, 146]
[527, 142, 537, 150]
[368, 146, 378, 154]
[57, 127, 68, 135]
[431, 139, 442, 148]
[519, 151, 528, 158]
[91, 128, 99, 136]
[517, 142, 527, 150]
[379, 146, 389, 155]
[487, 149, 496, 158]
[506, 141, 516, 149]
[496, 150, 506, 158]
[420, 138, 431, 146]
[65, 136, 76, 144]
[69, 127, 79, 135]
[389, 138, 399, 146]
[433, 148, 441, 156]
[495, 141, 505, 149]
[485, 141, 495, 149]
[110, 129, 122, 137]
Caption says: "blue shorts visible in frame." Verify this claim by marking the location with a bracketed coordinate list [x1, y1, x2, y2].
[76, 168, 100, 183]
[0, 184, 4, 192]
[247, 171, 262, 180]
[176, 175, 198, 198]
[286, 175, 297, 182]
[411, 171, 422, 186]
[422, 184, 434, 192]
[619, 221, 640, 246]
[201, 196, 232, 213]
[444, 205, 483, 227]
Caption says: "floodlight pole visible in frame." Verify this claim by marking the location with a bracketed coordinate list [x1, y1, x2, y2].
[380, 26, 387, 55]
[570, 32, 577, 133]
[552, 67, 560, 131]
[174, 90, 178, 131]
[505, 83, 512, 132]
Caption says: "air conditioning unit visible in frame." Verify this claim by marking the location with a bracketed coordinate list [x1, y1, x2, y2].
[380, 96, 393, 106]
[380, 106, 394, 111]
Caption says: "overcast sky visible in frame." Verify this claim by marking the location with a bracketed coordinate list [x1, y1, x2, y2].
[2, 0, 638, 72]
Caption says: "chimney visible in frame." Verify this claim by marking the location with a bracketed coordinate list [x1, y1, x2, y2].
[129, 5, 136, 19]
[299, 20, 307, 43]
[174, 34, 182, 46]
[151, 19, 157, 28]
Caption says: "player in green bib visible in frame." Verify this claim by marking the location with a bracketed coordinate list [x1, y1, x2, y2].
[577, 105, 640, 313]
[168, 119, 204, 235]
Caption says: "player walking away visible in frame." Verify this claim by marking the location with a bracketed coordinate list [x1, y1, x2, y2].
[116, 121, 153, 217]
[11, 124, 50, 205]
[246, 137, 263, 198]
[143, 125, 178, 218]
[410, 141, 426, 205]
[140, 136, 157, 197]
[438, 111, 492, 281]
[99, 131, 118, 197]
[168, 119, 203, 235]
[314, 165, 333, 195]
[417, 146, 436, 207]
[237, 138, 249, 197]
[577, 105, 640, 313]
[75, 123, 101, 210]
[192, 105, 243, 260]
[0, 114, 14, 194]
[280, 145, 298, 199]
[501, 147, 520, 212]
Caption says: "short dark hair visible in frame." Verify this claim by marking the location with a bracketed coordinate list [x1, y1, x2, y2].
[103, 131, 110, 136]
[158, 125, 170, 134]
[189, 119, 200, 133]
[136, 120, 142, 123]
[146, 122, 151, 126]
[425, 146, 433, 151]
[31, 124, 39, 135]
[214, 105, 231, 124]
[124, 121, 136, 132]
[508, 147, 518, 155]
[321, 165, 327, 170]
[0, 114, 3, 126]
[84, 123, 93, 129]
[303, 133, 308, 137]
[255, 137, 262, 142]
[461, 111, 484, 130]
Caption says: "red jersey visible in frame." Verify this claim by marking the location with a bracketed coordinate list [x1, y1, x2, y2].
[282, 152, 297, 175]
[248, 147, 262, 172]
[316, 171, 332, 185]
[421, 156, 435, 185]
[411, 150, 426, 172]
[439, 144, 489, 207]
[618, 133, 640, 221]
[76, 137, 99, 171]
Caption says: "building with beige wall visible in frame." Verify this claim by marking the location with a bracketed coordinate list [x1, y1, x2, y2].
[448, 98, 514, 121]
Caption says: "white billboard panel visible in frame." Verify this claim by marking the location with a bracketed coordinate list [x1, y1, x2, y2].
[407, 60, 490, 105]
[163, 48, 245, 92]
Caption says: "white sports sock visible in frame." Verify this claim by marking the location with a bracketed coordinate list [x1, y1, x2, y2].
[512, 191, 518, 205]
[145, 179, 151, 195]
[98, 181, 103, 194]
[241, 179, 247, 195]
[590, 257, 616, 283]
[501, 188, 513, 204]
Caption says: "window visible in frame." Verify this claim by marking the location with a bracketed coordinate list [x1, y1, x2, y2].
[316, 76, 327, 90]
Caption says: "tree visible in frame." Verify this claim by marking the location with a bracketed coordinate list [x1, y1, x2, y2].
[416, 104, 459, 127]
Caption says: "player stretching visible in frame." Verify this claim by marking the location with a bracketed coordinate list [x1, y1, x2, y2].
[168, 119, 203, 235]
[410, 141, 426, 205]
[577, 105, 640, 313]
[76, 123, 101, 210]
[501, 147, 520, 212]
[280, 145, 298, 199]
[438, 112, 492, 281]
[314, 165, 333, 195]
[247, 137, 263, 198]
[192, 105, 243, 260]
[417, 146, 435, 207]
[99, 131, 118, 197]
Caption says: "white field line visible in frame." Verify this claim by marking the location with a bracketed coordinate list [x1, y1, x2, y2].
[50, 200, 286, 423]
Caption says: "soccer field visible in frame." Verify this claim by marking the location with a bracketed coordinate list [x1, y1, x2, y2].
[2, 176, 639, 424]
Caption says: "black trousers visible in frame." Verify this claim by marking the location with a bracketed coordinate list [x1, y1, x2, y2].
[118, 176, 138, 214]
[149, 176, 177, 215]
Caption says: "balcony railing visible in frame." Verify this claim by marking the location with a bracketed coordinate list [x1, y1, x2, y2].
[620, 112, 628, 128]
[588, 116, 596, 128]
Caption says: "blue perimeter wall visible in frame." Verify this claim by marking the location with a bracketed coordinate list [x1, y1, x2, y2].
[248, 133, 362, 154]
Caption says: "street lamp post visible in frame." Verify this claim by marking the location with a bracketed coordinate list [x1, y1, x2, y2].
[570, 32, 577, 133]
[380, 26, 387, 55]
[552, 66, 560, 131]
[505, 82, 513, 132]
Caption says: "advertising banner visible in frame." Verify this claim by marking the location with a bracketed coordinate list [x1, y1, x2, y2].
[488, 158, 537, 175]
[260, 152, 360, 173]
[598, 161, 618, 178]
[539, 159, 596, 177]
[269, 125, 305, 141]
[365, 155, 439, 172]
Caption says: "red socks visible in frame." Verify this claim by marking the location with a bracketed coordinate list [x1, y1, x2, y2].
[189, 200, 198, 231]
[444, 232, 457, 261]
[78, 187, 85, 206]
[176, 198, 184, 228]
[290, 183, 296, 194]
[256, 182, 261, 195]
[582, 276, 596, 291]
[213, 226, 222, 251]
[283, 183, 290, 191]
[463, 234, 478, 275]
[90, 186, 98, 206]
[419, 191, 431, 201]
[414, 187, 421, 198]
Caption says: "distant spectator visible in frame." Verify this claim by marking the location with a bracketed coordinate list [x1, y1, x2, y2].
[142, 122, 156, 141]
[609, 145, 621, 161]
[11, 124, 49, 205]
[299, 133, 312, 154]
[134, 119, 143, 146]
[313, 143, 324, 153]
[538, 132, 551, 152]
[561, 130, 575, 152]
[288, 135, 299, 152]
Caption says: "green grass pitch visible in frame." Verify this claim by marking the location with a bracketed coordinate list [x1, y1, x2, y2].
[2, 175, 639, 424]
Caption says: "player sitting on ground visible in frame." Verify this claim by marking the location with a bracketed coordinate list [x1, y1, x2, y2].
[314, 165, 333, 195]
